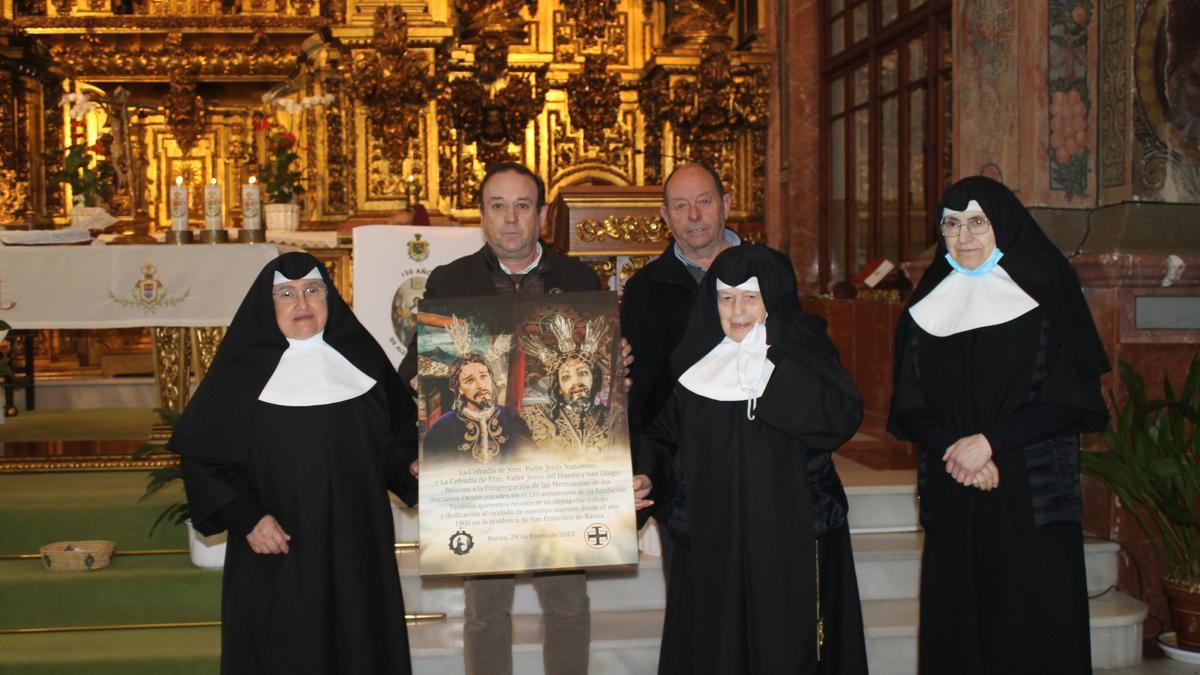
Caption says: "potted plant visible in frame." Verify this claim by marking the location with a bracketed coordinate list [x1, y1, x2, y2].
[50, 135, 118, 230]
[257, 119, 304, 231]
[1081, 357, 1200, 654]
[133, 408, 227, 568]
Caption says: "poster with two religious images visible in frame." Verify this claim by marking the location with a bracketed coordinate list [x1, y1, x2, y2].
[416, 291, 638, 576]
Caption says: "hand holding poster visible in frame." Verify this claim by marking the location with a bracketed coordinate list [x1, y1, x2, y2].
[416, 291, 638, 576]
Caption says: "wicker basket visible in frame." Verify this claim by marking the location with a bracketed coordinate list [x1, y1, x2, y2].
[39, 540, 116, 573]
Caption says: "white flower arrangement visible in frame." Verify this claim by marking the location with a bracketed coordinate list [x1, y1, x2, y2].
[59, 92, 97, 120]
[262, 93, 336, 115]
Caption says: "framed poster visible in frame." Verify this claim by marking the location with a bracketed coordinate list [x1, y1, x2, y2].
[416, 291, 638, 576]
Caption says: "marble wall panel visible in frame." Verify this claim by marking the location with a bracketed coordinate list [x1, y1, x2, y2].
[955, 0, 1020, 187]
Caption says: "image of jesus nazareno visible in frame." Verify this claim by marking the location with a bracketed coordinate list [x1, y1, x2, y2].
[422, 352, 534, 463]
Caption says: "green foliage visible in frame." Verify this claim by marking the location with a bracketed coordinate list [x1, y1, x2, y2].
[135, 407, 189, 536]
[1081, 357, 1200, 584]
[50, 141, 116, 208]
[258, 129, 305, 205]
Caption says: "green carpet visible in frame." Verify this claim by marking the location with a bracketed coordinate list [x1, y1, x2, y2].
[0, 408, 159, 442]
[0, 554, 221, 630]
[0, 472, 187, 556]
[0, 626, 220, 675]
[0, 469, 223, 674]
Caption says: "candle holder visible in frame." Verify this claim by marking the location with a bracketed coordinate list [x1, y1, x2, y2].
[405, 179, 420, 208]
[165, 229, 194, 244]
[238, 229, 266, 243]
[199, 229, 229, 244]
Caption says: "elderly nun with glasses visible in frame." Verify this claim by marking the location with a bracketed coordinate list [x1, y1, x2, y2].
[888, 176, 1110, 674]
[633, 244, 868, 675]
[170, 252, 419, 674]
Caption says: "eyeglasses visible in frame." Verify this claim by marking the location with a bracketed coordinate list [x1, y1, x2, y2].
[939, 216, 992, 237]
[272, 282, 327, 304]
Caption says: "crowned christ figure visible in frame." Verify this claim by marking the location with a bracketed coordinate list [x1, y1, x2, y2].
[520, 313, 615, 455]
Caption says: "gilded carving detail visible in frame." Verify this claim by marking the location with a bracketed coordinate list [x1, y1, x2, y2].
[164, 67, 208, 154]
[583, 257, 615, 287]
[0, 170, 31, 223]
[450, 74, 546, 165]
[13, 0, 771, 226]
[151, 326, 191, 412]
[619, 255, 648, 285]
[560, 0, 617, 46]
[566, 54, 620, 147]
[638, 69, 667, 185]
[454, 0, 536, 83]
[322, 78, 350, 214]
[47, 31, 307, 78]
[0, 74, 16, 172]
[348, 7, 439, 171]
[190, 326, 226, 380]
[665, 0, 731, 43]
[576, 215, 670, 243]
[642, 35, 769, 215]
[18, 15, 328, 28]
[43, 85, 66, 214]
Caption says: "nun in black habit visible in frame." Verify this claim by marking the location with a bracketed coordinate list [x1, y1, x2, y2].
[634, 244, 868, 675]
[887, 176, 1110, 675]
[170, 252, 418, 675]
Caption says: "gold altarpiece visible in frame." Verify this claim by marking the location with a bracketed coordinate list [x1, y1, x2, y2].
[0, 0, 770, 379]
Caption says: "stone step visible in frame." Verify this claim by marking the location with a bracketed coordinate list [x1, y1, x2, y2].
[852, 532, 1120, 601]
[861, 592, 1148, 674]
[408, 609, 662, 674]
[0, 596, 1151, 675]
[399, 534, 1122, 615]
[398, 549, 667, 618]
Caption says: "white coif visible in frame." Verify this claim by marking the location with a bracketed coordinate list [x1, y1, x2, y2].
[259, 332, 377, 406]
[909, 265, 1039, 337]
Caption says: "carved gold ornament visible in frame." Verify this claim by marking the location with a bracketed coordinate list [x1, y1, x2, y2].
[0, 171, 30, 224]
[566, 55, 620, 147]
[164, 67, 208, 153]
[450, 74, 546, 165]
[347, 6, 439, 169]
[576, 216, 671, 244]
[454, 0, 536, 83]
[560, 0, 617, 46]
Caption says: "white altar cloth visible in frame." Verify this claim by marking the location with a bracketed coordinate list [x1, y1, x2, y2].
[0, 244, 280, 329]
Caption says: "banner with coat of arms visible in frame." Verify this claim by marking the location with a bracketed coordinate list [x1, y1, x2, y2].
[352, 225, 482, 369]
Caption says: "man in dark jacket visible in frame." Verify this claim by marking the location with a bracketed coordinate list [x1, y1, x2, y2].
[400, 162, 599, 675]
[620, 162, 740, 570]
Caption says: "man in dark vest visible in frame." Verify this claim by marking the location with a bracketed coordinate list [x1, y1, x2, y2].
[620, 161, 741, 572]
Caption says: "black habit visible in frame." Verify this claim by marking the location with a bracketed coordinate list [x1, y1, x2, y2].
[170, 252, 418, 675]
[637, 245, 868, 675]
[887, 176, 1110, 675]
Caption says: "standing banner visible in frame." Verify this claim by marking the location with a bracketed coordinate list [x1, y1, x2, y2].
[416, 291, 638, 576]
[352, 225, 482, 368]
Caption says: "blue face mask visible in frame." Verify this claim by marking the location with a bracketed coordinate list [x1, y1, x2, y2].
[945, 247, 1003, 276]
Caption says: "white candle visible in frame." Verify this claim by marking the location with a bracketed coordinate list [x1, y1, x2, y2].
[169, 176, 189, 231]
[242, 176, 261, 230]
[204, 178, 222, 230]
